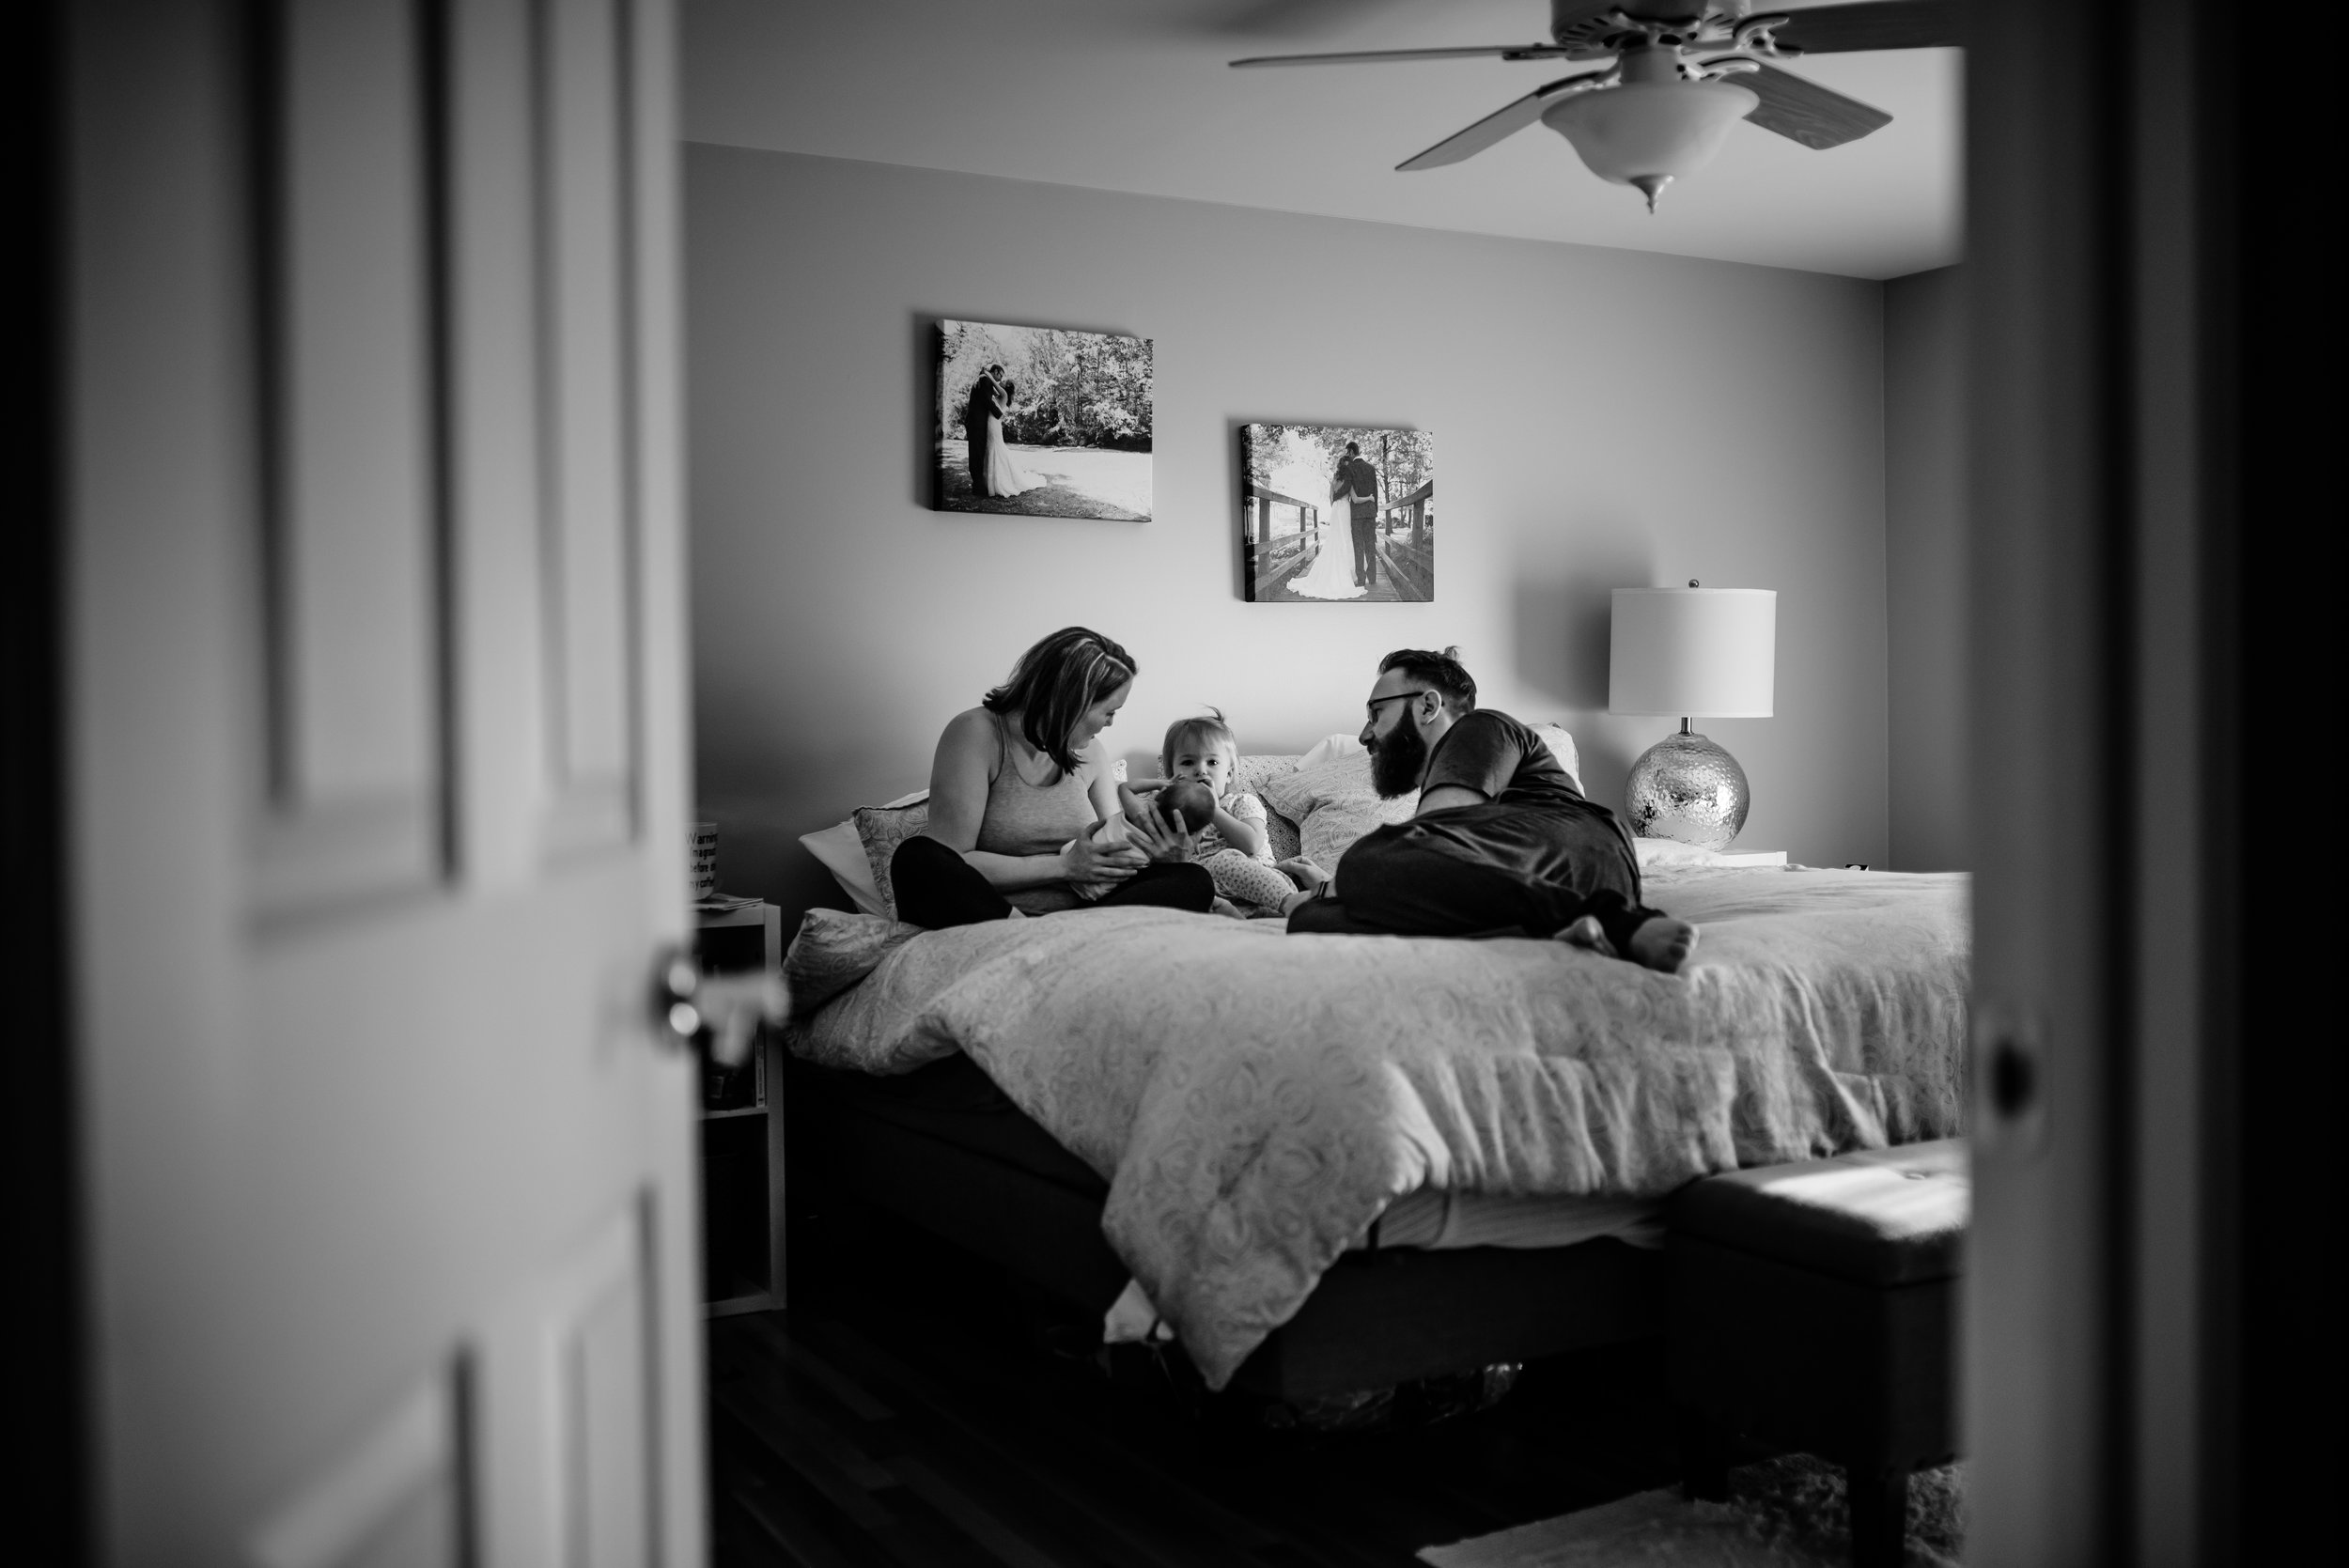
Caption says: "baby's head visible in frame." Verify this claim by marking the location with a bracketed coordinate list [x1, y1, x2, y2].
[1155, 779, 1218, 834]
[1160, 709, 1239, 799]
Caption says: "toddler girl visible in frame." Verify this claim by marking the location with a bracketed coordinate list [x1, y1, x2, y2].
[1069, 711, 1299, 913]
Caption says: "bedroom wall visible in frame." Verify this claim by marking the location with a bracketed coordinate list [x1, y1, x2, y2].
[686, 145, 1891, 916]
[1885, 265, 1967, 870]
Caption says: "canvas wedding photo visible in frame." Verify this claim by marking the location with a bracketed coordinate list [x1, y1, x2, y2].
[934, 319, 1154, 521]
[1239, 423, 1435, 602]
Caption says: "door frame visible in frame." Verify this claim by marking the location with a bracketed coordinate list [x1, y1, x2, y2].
[1965, 0, 2340, 1560]
[7, 1, 88, 1561]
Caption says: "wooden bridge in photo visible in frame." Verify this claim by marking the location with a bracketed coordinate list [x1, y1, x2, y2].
[1241, 481, 1322, 599]
[1375, 476, 1434, 601]
[1241, 475, 1433, 602]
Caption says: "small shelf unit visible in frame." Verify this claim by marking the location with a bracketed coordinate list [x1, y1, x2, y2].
[696, 901, 786, 1319]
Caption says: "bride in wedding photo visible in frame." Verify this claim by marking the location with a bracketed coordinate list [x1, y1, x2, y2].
[1284, 458, 1370, 600]
[978, 366, 1044, 499]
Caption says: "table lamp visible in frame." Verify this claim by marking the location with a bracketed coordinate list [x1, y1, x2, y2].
[1609, 582, 1777, 850]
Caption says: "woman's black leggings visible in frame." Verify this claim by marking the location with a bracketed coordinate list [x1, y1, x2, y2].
[890, 835, 1214, 929]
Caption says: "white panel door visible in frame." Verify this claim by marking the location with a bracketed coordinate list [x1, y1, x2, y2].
[63, 1, 700, 1564]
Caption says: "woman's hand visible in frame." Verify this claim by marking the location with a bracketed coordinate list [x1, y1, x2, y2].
[1116, 787, 1197, 865]
[1064, 824, 1145, 888]
[1276, 858, 1330, 895]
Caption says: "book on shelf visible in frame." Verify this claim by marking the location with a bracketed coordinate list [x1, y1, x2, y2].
[693, 893, 762, 914]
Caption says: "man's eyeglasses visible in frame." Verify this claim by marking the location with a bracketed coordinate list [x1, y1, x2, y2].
[1364, 691, 1434, 724]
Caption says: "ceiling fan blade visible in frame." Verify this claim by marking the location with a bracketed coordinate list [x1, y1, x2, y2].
[1763, 0, 1963, 54]
[1396, 72, 1613, 171]
[1741, 62, 1893, 149]
[1231, 42, 1573, 68]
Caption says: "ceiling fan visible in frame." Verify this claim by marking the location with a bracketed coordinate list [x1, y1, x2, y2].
[1230, 1, 1962, 210]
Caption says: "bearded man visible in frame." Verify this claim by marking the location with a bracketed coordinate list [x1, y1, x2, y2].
[1277, 648, 1698, 972]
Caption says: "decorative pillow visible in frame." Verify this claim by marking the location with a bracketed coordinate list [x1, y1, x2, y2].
[797, 789, 928, 915]
[853, 800, 930, 920]
[798, 819, 890, 917]
[1231, 753, 1298, 798]
[1260, 801, 1301, 862]
[1229, 754, 1301, 862]
[1261, 751, 1419, 869]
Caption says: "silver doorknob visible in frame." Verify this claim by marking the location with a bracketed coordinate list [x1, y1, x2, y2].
[650, 945, 788, 1064]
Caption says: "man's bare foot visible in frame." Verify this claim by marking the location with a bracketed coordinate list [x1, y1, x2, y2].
[1628, 917, 1699, 973]
[1555, 914, 1617, 958]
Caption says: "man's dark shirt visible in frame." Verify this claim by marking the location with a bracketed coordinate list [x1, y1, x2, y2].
[1393, 707, 1634, 892]
[1421, 708, 1581, 810]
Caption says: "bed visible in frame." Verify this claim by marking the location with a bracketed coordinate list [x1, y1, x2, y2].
[785, 739, 1969, 1401]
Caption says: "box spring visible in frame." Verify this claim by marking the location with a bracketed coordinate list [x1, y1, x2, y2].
[788, 1054, 1661, 1401]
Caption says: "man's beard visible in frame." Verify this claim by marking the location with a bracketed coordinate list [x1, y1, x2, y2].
[1368, 721, 1429, 800]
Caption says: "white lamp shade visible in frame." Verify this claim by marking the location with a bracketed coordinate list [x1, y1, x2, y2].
[1609, 588, 1777, 717]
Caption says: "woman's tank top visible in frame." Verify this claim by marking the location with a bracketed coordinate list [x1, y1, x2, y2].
[974, 711, 1095, 859]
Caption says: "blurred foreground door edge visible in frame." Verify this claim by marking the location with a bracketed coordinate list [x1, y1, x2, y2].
[61, 0, 702, 1562]
[1966, 0, 2338, 1563]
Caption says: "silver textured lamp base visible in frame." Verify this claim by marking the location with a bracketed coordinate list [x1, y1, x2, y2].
[1625, 728, 1749, 851]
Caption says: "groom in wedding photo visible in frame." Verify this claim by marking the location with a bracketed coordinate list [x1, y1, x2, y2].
[1337, 441, 1380, 587]
[963, 364, 1006, 497]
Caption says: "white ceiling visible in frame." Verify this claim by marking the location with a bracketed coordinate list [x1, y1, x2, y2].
[683, 0, 1962, 280]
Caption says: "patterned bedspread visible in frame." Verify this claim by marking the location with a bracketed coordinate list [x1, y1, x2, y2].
[785, 866, 1969, 1388]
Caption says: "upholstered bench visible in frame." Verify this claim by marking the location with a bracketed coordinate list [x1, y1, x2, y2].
[1667, 1139, 1968, 1568]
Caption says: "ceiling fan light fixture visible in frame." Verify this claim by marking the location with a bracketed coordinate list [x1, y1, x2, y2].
[1541, 80, 1760, 210]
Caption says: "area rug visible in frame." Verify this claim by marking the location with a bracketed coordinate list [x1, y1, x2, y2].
[1419, 1456, 1964, 1568]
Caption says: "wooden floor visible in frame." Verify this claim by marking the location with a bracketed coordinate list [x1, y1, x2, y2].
[708, 1219, 1700, 1568]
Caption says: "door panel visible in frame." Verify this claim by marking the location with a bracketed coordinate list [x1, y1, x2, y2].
[246, 1370, 466, 1568]
[254, 0, 446, 917]
[537, 0, 640, 858]
[65, 1, 697, 1563]
[549, 1203, 655, 1568]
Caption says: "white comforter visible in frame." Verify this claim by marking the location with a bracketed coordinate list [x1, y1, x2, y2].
[786, 866, 1969, 1388]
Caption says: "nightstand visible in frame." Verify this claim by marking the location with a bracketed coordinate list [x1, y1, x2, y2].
[696, 901, 786, 1317]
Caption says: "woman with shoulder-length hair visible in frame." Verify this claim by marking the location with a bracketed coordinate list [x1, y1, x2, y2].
[891, 627, 1214, 927]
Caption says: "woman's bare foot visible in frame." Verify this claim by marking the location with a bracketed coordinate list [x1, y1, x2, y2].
[1628, 917, 1699, 973]
[1554, 914, 1617, 958]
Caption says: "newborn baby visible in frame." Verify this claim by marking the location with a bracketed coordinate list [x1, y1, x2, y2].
[1150, 779, 1218, 834]
[1064, 780, 1218, 901]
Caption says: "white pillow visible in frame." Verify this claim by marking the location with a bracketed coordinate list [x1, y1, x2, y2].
[799, 789, 927, 915]
[1296, 732, 1365, 769]
[1527, 722, 1584, 796]
[799, 819, 887, 916]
